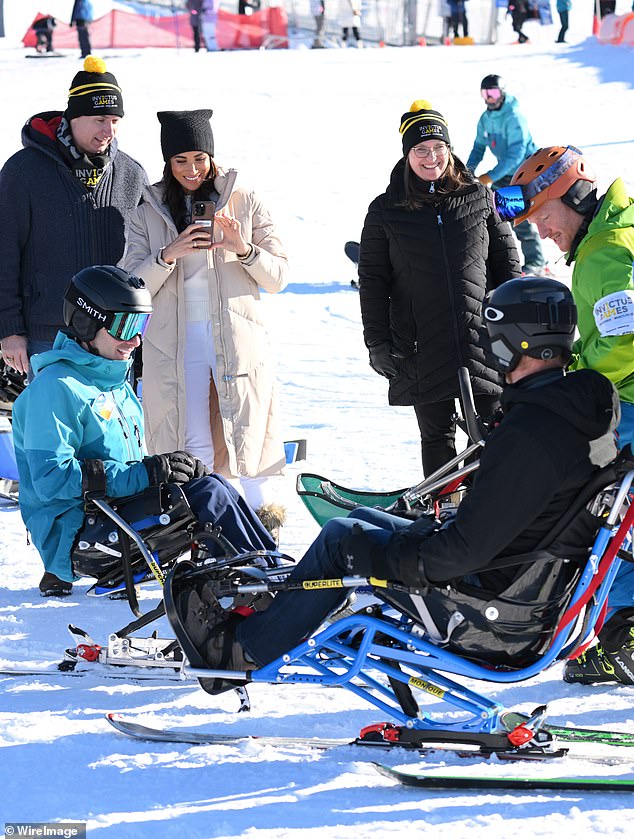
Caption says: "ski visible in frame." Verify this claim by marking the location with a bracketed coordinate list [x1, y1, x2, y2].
[0, 665, 186, 682]
[106, 714, 349, 748]
[104, 714, 634, 765]
[373, 763, 634, 792]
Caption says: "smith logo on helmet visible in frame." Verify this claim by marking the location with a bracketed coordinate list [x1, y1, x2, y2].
[76, 297, 107, 321]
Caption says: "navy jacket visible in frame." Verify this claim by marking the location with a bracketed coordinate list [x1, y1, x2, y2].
[0, 112, 147, 343]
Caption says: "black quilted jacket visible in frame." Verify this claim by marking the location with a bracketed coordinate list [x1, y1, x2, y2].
[359, 157, 521, 406]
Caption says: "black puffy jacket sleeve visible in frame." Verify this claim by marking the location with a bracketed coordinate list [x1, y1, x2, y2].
[358, 199, 393, 349]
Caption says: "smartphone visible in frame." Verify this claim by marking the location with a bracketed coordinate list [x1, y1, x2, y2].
[190, 200, 215, 249]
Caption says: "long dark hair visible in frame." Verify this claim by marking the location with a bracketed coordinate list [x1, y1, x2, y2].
[401, 152, 473, 210]
[161, 157, 219, 232]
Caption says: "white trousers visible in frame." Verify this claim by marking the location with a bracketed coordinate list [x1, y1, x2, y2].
[183, 320, 275, 510]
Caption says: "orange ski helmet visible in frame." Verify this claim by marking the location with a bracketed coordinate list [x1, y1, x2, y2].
[509, 146, 596, 224]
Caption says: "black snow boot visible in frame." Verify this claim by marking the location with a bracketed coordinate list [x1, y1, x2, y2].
[39, 571, 73, 597]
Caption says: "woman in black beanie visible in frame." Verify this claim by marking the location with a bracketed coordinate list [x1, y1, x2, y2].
[359, 100, 521, 478]
[123, 109, 289, 531]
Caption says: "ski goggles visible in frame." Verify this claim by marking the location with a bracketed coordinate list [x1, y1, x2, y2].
[106, 311, 152, 341]
[494, 185, 530, 222]
[494, 145, 585, 221]
[481, 88, 503, 100]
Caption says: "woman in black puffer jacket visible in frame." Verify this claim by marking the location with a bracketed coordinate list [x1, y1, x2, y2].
[359, 100, 521, 477]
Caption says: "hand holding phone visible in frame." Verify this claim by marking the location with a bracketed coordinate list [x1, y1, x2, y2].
[190, 200, 215, 249]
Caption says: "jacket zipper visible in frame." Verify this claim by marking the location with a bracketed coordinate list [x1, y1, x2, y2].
[210, 245, 233, 402]
[436, 207, 466, 370]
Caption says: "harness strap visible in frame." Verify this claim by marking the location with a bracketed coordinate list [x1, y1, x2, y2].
[81, 459, 107, 497]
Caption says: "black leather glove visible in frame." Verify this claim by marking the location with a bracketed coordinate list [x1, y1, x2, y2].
[143, 451, 210, 485]
[368, 343, 398, 379]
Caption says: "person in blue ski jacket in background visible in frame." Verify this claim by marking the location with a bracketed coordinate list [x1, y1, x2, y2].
[12, 266, 274, 597]
[467, 74, 546, 275]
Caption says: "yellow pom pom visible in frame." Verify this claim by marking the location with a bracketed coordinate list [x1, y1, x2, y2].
[83, 56, 107, 74]
[409, 99, 433, 112]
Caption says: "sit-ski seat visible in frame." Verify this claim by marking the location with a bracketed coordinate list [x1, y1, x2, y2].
[379, 451, 634, 668]
[73, 483, 197, 582]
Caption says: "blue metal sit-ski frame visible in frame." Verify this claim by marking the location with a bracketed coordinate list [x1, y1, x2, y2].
[185, 470, 634, 735]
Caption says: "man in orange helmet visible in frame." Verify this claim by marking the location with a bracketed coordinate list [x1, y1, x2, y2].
[495, 146, 634, 687]
[495, 146, 634, 448]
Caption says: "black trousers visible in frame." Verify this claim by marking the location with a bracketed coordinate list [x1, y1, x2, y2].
[414, 394, 500, 477]
[557, 11, 569, 42]
[75, 21, 91, 57]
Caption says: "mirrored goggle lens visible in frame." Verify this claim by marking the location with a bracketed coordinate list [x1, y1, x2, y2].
[481, 88, 502, 99]
[107, 312, 151, 341]
[494, 185, 529, 221]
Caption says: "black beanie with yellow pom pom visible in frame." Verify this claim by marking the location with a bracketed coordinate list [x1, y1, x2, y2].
[66, 56, 124, 120]
[399, 100, 450, 156]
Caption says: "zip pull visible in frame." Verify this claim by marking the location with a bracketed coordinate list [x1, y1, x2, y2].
[222, 373, 249, 382]
[132, 421, 142, 451]
[117, 417, 129, 440]
[429, 182, 435, 193]
[437, 213, 443, 225]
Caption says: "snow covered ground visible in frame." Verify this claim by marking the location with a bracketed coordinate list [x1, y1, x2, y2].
[1, 6, 634, 835]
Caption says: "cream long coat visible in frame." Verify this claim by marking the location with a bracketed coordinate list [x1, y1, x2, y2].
[122, 169, 288, 479]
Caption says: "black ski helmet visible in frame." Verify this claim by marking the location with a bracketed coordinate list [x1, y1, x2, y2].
[63, 265, 152, 343]
[480, 74, 506, 92]
[483, 277, 576, 373]
[480, 74, 506, 109]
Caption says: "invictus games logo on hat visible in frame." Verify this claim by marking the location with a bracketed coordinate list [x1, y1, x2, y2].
[91, 94, 119, 110]
[66, 56, 125, 120]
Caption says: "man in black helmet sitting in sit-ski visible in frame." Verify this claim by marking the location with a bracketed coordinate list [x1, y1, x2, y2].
[169, 277, 622, 691]
[12, 266, 276, 597]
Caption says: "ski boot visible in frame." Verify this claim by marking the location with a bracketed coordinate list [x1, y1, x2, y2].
[564, 611, 634, 685]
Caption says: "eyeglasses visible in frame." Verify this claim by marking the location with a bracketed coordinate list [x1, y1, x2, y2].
[107, 311, 152, 342]
[481, 88, 502, 100]
[411, 143, 449, 160]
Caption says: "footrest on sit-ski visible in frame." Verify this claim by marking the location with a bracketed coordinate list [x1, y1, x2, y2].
[86, 570, 148, 597]
[64, 623, 184, 671]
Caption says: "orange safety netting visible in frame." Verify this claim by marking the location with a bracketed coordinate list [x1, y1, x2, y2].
[23, 7, 288, 50]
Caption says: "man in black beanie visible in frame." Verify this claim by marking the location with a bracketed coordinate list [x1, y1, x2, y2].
[0, 57, 147, 377]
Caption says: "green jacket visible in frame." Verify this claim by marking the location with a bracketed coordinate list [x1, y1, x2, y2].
[570, 179, 634, 404]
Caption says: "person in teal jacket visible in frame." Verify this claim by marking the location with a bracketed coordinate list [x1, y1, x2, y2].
[12, 265, 274, 596]
[466, 74, 545, 274]
[495, 145, 634, 685]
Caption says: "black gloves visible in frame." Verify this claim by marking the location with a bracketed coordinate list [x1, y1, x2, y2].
[338, 523, 433, 588]
[143, 451, 210, 486]
[368, 342, 398, 379]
